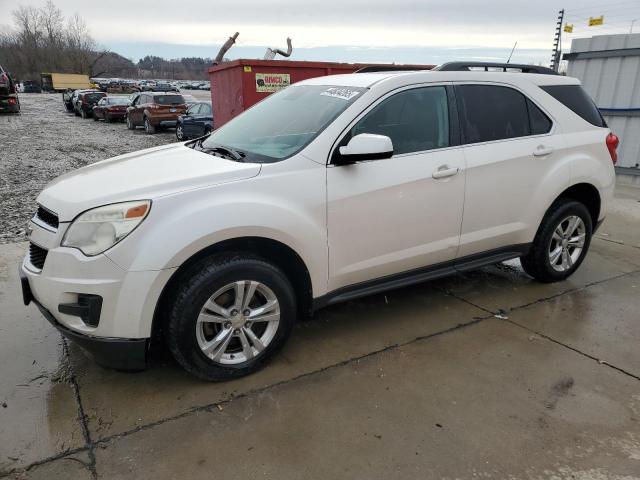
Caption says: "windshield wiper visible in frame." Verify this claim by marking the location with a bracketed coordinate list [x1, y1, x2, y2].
[189, 138, 245, 162]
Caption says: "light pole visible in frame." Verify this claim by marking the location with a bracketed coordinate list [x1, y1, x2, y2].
[631, 19, 637, 34]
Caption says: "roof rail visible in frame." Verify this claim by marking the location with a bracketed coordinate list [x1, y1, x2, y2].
[433, 61, 558, 75]
[355, 65, 434, 73]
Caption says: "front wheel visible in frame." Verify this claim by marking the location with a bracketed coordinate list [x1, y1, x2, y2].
[176, 124, 185, 141]
[165, 254, 296, 381]
[126, 115, 135, 130]
[520, 200, 593, 283]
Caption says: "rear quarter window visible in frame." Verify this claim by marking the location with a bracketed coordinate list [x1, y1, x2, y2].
[540, 85, 606, 128]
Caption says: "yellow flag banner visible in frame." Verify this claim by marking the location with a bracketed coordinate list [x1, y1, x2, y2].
[589, 16, 604, 26]
[564, 24, 574, 33]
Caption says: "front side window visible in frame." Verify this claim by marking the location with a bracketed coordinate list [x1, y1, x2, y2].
[187, 104, 201, 115]
[347, 86, 450, 155]
[203, 85, 365, 162]
[456, 85, 530, 143]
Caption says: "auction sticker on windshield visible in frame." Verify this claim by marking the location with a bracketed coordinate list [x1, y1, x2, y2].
[320, 87, 361, 100]
[255, 73, 290, 92]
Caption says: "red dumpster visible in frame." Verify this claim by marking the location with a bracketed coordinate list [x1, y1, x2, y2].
[208, 59, 433, 127]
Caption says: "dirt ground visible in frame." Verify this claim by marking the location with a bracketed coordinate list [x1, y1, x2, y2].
[0, 91, 209, 244]
[1, 92, 640, 479]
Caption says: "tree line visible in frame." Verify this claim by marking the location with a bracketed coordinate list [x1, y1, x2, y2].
[0, 1, 211, 83]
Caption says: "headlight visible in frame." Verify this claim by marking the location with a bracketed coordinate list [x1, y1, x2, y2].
[62, 201, 151, 256]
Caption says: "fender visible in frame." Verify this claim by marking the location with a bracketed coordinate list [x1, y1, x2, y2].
[105, 160, 329, 298]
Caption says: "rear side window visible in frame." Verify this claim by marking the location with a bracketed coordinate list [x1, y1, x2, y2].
[349, 86, 450, 155]
[527, 99, 553, 135]
[456, 85, 530, 143]
[541, 85, 605, 127]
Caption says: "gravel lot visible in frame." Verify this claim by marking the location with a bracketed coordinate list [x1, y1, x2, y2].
[0, 91, 209, 244]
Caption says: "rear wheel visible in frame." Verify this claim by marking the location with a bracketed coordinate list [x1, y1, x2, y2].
[144, 117, 156, 134]
[105, 113, 112, 123]
[520, 200, 592, 283]
[92, 113, 99, 121]
[81, 109, 88, 119]
[126, 115, 135, 130]
[165, 253, 296, 381]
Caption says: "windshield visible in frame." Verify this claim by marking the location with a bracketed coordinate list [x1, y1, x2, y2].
[202, 85, 365, 162]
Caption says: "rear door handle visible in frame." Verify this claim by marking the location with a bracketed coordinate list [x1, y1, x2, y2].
[432, 165, 460, 179]
[533, 145, 554, 156]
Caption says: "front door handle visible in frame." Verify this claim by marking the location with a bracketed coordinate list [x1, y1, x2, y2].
[533, 145, 554, 156]
[432, 165, 460, 179]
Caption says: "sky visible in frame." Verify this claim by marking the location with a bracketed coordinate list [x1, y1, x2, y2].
[2, 0, 640, 65]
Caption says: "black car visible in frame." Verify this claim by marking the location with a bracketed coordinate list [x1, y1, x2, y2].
[0, 66, 20, 113]
[22, 80, 41, 93]
[175, 102, 213, 140]
[74, 90, 107, 118]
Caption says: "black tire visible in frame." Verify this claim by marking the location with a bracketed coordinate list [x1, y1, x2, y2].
[105, 113, 112, 123]
[81, 109, 88, 119]
[144, 116, 156, 134]
[93, 113, 99, 121]
[165, 253, 296, 381]
[126, 115, 135, 130]
[176, 124, 184, 141]
[520, 199, 593, 283]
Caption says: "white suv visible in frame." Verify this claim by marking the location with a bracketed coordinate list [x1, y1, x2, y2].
[21, 65, 618, 381]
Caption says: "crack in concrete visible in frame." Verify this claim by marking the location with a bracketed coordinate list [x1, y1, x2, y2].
[596, 235, 640, 250]
[505, 318, 640, 382]
[63, 338, 98, 480]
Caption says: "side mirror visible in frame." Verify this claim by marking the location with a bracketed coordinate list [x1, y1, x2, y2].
[335, 133, 393, 165]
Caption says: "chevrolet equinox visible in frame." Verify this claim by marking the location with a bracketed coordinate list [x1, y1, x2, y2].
[21, 67, 618, 381]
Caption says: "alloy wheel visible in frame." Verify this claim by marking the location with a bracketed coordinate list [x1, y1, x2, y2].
[176, 125, 184, 140]
[196, 281, 280, 365]
[548, 215, 586, 272]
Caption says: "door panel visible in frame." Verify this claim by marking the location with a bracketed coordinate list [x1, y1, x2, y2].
[326, 84, 465, 291]
[458, 136, 565, 257]
[327, 149, 466, 290]
[455, 83, 568, 257]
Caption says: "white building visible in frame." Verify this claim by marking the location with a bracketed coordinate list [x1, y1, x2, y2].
[564, 33, 640, 173]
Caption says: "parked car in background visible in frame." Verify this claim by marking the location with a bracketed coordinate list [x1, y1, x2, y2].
[74, 90, 107, 118]
[92, 96, 129, 122]
[198, 81, 211, 90]
[21, 80, 42, 93]
[0, 66, 20, 113]
[66, 89, 99, 114]
[63, 89, 78, 112]
[152, 82, 179, 92]
[126, 92, 187, 133]
[176, 101, 213, 140]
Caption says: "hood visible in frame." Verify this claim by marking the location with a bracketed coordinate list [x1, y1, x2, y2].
[37, 143, 261, 221]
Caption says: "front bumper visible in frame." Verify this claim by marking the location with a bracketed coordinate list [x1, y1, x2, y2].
[20, 267, 148, 370]
[21, 220, 176, 368]
[158, 119, 177, 127]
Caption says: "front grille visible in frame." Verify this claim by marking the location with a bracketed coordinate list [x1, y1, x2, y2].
[29, 243, 48, 270]
[35, 205, 59, 230]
